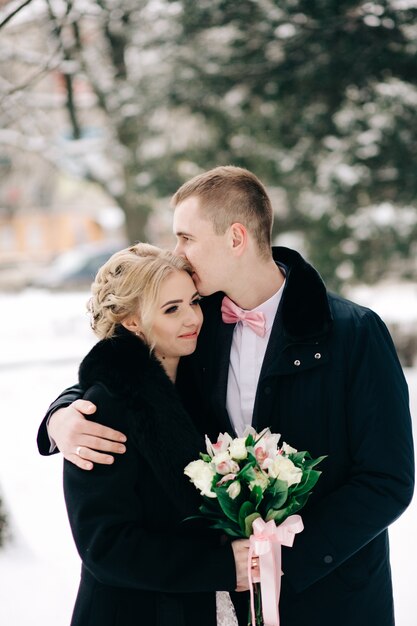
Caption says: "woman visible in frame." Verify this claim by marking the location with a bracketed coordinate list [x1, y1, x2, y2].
[63, 243, 250, 626]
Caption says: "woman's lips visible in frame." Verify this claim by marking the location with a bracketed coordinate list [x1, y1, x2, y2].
[178, 331, 199, 339]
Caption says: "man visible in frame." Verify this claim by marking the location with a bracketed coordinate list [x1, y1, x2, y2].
[38, 166, 414, 626]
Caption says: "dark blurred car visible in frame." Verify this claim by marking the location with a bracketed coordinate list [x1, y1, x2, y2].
[31, 240, 128, 290]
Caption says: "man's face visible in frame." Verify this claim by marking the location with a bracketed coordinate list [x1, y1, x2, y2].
[173, 196, 230, 296]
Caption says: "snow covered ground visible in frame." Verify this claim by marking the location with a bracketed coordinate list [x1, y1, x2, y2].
[0, 288, 415, 625]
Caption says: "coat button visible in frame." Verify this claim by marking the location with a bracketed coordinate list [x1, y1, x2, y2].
[323, 555, 333, 564]
[314, 353, 321, 359]
[294, 359, 301, 366]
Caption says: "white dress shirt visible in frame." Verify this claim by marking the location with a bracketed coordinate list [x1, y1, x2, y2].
[225, 282, 285, 436]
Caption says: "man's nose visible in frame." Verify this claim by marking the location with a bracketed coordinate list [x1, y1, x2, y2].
[173, 242, 186, 258]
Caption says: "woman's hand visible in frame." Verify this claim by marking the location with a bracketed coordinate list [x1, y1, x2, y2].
[231, 539, 259, 592]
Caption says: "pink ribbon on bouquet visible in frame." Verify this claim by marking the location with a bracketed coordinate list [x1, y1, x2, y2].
[248, 515, 304, 626]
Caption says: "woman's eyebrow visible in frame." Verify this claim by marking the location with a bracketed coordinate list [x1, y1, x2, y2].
[160, 299, 182, 308]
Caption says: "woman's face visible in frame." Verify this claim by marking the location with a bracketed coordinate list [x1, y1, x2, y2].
[150, 270, 203, 362]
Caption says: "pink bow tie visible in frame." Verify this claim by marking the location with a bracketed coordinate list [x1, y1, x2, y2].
[221, 296, 266, 338]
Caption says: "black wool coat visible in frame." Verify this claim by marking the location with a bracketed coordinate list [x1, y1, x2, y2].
[177, 247, 415, 626]
[62, 329, 237, 626]
[38, 247, 415, 626]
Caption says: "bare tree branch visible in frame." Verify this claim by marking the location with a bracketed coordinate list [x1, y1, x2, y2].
[0, 49, 62, 102]
[45, 0, 82, 139]
[0, 0, 35, 30]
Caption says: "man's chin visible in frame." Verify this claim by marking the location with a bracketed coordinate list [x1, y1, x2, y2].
[192, 275, 217, 297]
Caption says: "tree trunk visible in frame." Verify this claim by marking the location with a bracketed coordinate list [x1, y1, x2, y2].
[120, 196, 152, 244]
[0, 495, 7, 547]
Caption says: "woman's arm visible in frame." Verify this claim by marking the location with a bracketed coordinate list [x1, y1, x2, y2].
[63, 383, 239, 594]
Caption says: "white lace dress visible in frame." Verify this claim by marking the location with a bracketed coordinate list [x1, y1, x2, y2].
[216, 591, 239, 626]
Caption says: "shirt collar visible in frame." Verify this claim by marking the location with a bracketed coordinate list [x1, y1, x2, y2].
[249, 280, 286, 333]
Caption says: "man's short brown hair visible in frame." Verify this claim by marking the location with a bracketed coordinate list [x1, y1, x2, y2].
[171, 166, 273, 257]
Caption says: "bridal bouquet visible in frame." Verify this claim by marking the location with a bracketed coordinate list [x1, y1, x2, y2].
[184, 427, 325, 626]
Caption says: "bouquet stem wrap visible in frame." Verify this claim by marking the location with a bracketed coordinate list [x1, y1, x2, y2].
[248, 515, 304, 626]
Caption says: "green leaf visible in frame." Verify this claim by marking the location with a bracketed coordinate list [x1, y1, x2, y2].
[288, 451, 307, 465]
[266, 491, 312, 524]
[291, 470, 321, 497]
[238, 501, 255, 533]
[199, 453, 212, 463]
[237, 462, 257, 483]
[268, 487, 289, 510]
[268, 478, 288, 494]
[244, 512, 261, 537]
[214, 486, 241, 523]
[267, 478, 289, 498]
[200, 497, 222, 514]
[265, 507, 291, 524]
[199, 505, 221, 519]
[210, 521, 245, 538]
[245, 434, 255, 447]
[246, 451, 258, 465]
[303, 455, 327, 470]
[250, 484, 264, 509]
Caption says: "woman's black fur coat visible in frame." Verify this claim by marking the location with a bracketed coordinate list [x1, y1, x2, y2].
[63, 327, 236, 626]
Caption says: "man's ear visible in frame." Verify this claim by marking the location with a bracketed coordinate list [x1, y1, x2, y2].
[228, 222, 247, 256]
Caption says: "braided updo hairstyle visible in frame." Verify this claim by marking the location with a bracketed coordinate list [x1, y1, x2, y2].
[87, 243, 193, 341]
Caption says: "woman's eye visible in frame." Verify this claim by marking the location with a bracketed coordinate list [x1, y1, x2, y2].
[164, 305, 178, 314]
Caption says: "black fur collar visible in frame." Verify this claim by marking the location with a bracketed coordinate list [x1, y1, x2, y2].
[79, 325, 176, 402]
[272, 247, 333, 341]
[200, 247, 332, 342]
[78, 327, 205, 516]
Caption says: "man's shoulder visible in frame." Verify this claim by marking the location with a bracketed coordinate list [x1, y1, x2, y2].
[327, 291, 384, 332]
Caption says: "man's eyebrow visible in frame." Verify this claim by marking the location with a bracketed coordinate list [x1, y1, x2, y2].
[175, 230, 193, 238]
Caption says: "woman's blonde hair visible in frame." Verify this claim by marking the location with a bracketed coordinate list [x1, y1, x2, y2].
[88, 243, 193, 340]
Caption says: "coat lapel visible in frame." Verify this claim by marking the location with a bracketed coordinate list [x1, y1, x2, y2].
[197, 247, 333, 437]
[252, 306, 286, 431]
[210, 320, 235, 434]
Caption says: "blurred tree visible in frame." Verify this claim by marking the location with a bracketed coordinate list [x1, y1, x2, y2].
[0, 496, 7, 547]
[168, 0, 417, 288]
[1, 0, 416, 288]
[0, 0, 183, 239]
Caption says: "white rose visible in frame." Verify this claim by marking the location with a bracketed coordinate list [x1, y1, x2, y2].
[184, 460, 216, 498]
[281, 442, 297, 455]
[226, 481, 241, 500]
[264, 454, 302, 487]
[229, 438, 248, 460]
